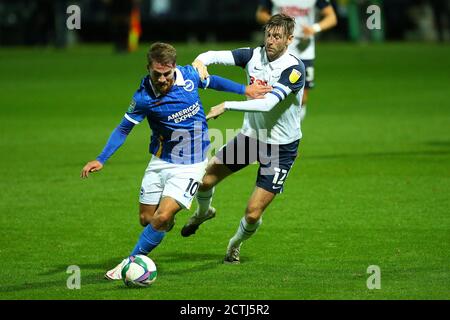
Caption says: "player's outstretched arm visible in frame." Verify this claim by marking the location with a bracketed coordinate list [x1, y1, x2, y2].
[206, 94, 285, 120]
[195, 50, 236, 67]
[81, 160, 103, 178]
[80, 117, 135, 179]
[192, 59, 209, 80]
[206, 93, 279, 121]
[245, 82, 273, 99]
[207, 63, 305, 119]
[192, 50, 235, 82]
[206, 75, 271, 99]
[206, 103, 226, 121]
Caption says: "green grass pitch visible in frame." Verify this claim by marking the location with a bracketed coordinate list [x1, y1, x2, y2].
[0, 42, 449, 300]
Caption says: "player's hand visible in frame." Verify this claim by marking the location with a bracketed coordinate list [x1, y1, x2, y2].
[192, 59, 209, 80]
[81, 160, 103, 179]
[206, 103, 226, 121]
[245, 82, 272, 99]
[302, 25, 316, 37]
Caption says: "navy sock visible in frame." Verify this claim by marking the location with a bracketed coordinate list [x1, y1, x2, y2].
[130, 224, 165, 256]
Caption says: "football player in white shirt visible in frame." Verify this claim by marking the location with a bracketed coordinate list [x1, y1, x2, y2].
[181, 14, 306, 264]
[256, 0, 337, 120]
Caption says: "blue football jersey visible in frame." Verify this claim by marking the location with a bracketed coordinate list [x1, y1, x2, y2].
[125, 65, 209, 164]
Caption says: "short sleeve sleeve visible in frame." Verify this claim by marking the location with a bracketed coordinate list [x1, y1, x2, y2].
[277, 63, 305, 94]
[259, 0, 273, 10]
[231, 48, 254, 68]
[316, 0, 332, 10]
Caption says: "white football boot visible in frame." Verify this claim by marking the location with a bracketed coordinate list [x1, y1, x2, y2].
[180, 207, 216, 237]
[104, 258, 128, 280]
[223, 242, 242, 264]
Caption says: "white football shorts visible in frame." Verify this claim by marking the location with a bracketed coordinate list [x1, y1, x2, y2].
[139, 156, 208, 209]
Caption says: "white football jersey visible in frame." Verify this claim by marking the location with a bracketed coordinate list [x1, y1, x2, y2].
[261, 0, 331, 60]
[234, 47, 305, 144]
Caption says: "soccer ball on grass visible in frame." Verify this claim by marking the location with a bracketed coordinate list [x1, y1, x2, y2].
[121, 254, 157, 287]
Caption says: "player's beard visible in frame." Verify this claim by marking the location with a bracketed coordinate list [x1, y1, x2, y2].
[155, 79, 174, 95]
[266, 47, 280, 61]
[266, 47, 276, 60]
[266, 45, 287, 62]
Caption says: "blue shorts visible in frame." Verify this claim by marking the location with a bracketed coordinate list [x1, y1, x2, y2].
[302, 59, 315, 90]
[215, 133, 299, 194]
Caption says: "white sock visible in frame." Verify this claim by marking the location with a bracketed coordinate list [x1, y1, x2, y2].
[229, 216, 262, 248]
[300, 104, 307, 121]
[195, 187, 214, 217]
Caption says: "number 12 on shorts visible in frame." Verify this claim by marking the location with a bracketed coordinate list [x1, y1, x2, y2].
[272, 167, 287, 185]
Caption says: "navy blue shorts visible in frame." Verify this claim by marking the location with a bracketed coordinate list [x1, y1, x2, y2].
[215, 133, 299, 194]
[302, 59, 315, 90]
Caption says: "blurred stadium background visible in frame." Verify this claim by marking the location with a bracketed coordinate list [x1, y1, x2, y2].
[0, 0, 449, 47]
[0, 0, 449, 300]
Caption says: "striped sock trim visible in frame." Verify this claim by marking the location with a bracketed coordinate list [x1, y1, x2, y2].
[197, 195, 212, 200]
[240, 221, 256, 235]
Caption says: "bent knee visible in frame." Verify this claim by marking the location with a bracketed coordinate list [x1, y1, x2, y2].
[199, 175, 216, 192]
[152, 211, 174, 230]
[199, 158, 230, 191]
[139, 213, 151, 227]
[139, 218, 148, 227]
[245, 214, 262, 225]
[245, 207, 263, 224]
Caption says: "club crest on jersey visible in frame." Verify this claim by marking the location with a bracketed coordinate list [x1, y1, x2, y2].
[183, 80, 194, 92]
[289, 69, 302, 84]
[128, 99, 136, 112]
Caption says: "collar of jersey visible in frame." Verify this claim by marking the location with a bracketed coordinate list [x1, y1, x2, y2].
[148, 67, 186, 98]
[262, 47, 290, 70]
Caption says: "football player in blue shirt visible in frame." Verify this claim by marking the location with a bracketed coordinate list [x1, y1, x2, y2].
[80, 42, 271, 280]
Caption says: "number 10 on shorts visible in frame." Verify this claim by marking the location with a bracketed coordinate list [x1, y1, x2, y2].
[185, 178, 200, 197]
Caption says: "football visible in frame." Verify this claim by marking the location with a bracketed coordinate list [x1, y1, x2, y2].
[121, 255, 157, 287]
